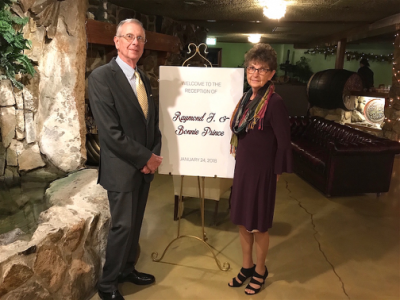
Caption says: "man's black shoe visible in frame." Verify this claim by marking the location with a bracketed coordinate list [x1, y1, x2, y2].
[98, 289, 124, 300]
[118, 269, 155, 285]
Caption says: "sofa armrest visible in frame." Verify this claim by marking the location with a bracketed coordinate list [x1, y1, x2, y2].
[325, 147, 397, 195]
[331, 141, 400, 156]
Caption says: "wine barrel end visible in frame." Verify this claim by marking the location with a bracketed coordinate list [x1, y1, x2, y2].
[307, 69, 363, 111]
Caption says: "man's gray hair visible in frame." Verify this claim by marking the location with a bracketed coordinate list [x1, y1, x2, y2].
[116, 18, 145, 37]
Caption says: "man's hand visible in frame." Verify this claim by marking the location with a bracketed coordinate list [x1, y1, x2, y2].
[146, 153, 163, 173]
[141, 165, 152, 174]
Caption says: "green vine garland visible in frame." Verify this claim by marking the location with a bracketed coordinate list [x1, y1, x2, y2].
[0, 0, 35, 89]
[304, 46, 394, 63]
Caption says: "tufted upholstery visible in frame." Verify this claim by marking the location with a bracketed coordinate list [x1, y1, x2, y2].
[289, 116, 400, 196]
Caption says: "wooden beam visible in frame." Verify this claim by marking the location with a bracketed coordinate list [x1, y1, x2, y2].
[145, 31, 180, 53]
[369, 13, 400, 31]
[296, 13, 400, 48]
[335, 38, 346, 69]
[86, 19, 181, 53]
[86, 19, 115, 46]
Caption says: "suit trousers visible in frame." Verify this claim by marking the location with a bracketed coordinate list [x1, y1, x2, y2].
[98, 178, 150, 292]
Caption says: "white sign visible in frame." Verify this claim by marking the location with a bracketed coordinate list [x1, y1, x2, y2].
[158, 66, 244, 178]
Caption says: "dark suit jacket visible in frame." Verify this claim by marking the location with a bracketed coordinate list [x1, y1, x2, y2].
[88, 57, 162, 192]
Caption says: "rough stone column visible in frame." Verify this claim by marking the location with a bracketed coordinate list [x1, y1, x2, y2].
[383, 30, 400, 141]
[33, 0, 88, 173]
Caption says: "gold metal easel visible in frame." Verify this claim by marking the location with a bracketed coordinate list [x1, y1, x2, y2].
[152, 43, 230, 271]
[182, 43, 213, 67]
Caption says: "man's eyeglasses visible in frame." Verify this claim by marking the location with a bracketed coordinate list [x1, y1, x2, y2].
[117, 34, 147, 44]
[246, 66, 271, 75]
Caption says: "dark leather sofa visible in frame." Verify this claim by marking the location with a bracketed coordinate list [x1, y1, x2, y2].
[289, 116, 400, 196]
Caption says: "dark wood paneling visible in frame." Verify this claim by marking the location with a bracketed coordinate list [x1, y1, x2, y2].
[145, 31, 180, 53]
[86, 19, 180, 53]
[86, 19, 116, 46]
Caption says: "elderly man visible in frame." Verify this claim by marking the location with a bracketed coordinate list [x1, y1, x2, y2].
[88, 18, 162, 300]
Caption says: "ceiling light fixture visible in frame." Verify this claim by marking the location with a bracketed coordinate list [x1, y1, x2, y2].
[263, 0, 287, 20]
[248, 34, 261, 43]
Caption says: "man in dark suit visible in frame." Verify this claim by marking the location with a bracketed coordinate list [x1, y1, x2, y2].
[88, 18, 162, 300]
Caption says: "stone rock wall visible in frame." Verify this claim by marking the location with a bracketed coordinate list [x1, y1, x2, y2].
[309, 105, 384, 137]
[310, 107, 353, 124]
[0, 169, 110, 300]
[309, 97, 371, 125]
[0, 80, 46, 184]
[0, 0, 88, 183]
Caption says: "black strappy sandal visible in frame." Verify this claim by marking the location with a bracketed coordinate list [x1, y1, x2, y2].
[244, 266, 268, 295]
[228, 265, 256, 287]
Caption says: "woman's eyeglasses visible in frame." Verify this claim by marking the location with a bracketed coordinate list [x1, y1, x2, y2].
[246, 66, 271, 75]
[117, 34, 147, 44]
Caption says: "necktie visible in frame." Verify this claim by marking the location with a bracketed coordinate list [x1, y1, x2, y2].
[134, 70, 148, 119]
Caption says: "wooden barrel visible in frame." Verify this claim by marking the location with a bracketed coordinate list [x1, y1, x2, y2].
[307, 69, 363, 111]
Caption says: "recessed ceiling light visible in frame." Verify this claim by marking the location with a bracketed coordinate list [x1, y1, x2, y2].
[263, 0, 287, 20]
[248, 34, 261, 43]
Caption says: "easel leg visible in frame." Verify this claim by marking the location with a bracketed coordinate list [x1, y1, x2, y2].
[152, 175, 230, 271]
[151, 234, 230, 271]
[199, 176, 206, 241]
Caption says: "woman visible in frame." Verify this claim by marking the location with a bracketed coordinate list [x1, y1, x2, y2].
[228, 43, 292, 295]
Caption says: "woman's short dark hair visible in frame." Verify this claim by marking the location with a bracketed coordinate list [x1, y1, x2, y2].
[244, 43, 277, 71]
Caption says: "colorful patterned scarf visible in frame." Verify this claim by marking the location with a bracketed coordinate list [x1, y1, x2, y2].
[230, 81, 275, 154]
